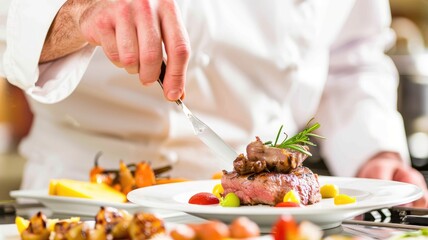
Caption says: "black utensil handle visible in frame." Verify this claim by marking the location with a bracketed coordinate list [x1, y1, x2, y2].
[404, 215, 428, 226]
[156, 61, 182, 106]
[158, 61, 167, 84]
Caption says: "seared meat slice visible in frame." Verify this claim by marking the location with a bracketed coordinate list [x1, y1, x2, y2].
[221, 166, 321, 206]
[233, 137, 309, 175]
[233, 153, 266, 174]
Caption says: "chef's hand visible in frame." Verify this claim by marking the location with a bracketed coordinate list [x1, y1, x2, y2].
[82, 0, 190, 100]
[41, 0, 190, 101]
[357, 152, 428, 208]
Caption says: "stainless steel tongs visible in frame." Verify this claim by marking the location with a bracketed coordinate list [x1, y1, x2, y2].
[157, 62, 238, 163]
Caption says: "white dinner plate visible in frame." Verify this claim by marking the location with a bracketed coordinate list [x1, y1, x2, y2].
[10, 189, 144, 216]
[127, 176, 423, 230]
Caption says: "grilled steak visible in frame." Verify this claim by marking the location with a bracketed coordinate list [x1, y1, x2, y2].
[233, 137, 309, 175]
[221, 166, 321, 206]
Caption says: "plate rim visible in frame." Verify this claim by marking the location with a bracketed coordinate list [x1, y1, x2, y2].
[10, 189, 140, 209]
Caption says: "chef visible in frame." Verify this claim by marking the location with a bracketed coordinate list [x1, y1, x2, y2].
[2, 0, 427, 206]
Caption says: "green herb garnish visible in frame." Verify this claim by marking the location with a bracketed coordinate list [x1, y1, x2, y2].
[264, 118, 325, 156]
[390, 228, 428, 239]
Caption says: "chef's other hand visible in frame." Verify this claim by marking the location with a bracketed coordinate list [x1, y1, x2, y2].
[357, 152, 428, 208]
[79, 0, 190, 101]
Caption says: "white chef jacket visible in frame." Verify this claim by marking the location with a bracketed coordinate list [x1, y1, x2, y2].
[2, 0, 410, 190]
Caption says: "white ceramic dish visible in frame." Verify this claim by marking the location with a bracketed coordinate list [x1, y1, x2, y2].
[0, 225, 19, 240]
[10, 190, 144, 216]
[128, 176, 423, 229]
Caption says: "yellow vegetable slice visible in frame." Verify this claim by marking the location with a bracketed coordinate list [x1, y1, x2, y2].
[334, 194, 356, 205]
[16, 216, 81, 233]
[47, 217, 80, 231]
[283, 190, 300, 204]
[47, 219, 59, 232]
[15, 216, 30, 234]
[48, 179, 58, 195]
[320, 184, 339, 198]
[49, 179, 127, 203]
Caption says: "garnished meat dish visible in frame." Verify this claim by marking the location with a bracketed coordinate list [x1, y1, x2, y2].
[221, 121, 323, 206]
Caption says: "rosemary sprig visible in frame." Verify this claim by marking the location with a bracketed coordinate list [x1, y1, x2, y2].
[264, 119, 325, 156]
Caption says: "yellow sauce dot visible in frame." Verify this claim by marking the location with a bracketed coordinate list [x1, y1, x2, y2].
[212, 183, 224, 199]
[283, 190, 300, 204]
[320, 184, 339, 198]
[334, 194, 356, 205]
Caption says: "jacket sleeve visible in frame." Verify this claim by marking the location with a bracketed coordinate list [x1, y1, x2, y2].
[3, 0, 96, 104]
[0, 0, 12, 77]
[316, 0, 410, 177]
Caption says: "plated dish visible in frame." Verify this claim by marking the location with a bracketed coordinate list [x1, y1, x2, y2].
[8, 206, 276, 240]
[127, 176, 423, 230]
[10, 189, 143, 216]
[0, 223, 273, 240]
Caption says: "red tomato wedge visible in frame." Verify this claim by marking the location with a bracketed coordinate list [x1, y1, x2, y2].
[275, 202, 302, 208]
[272, 215, 299, 240]
[188, 192, 220, 205]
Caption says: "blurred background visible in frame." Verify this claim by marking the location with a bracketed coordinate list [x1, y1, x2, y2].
[1, 0, 428, 200]
[388, 0, 428, 172]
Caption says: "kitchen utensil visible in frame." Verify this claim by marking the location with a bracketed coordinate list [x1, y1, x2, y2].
[157, 62, 238, 163]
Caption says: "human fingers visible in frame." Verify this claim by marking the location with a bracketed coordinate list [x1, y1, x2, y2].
[79, 2, 123, 68]
[99, 23, 123, 68]
[158, 0, 190, 101]
[115, 1, 139, 74]
[408, 189, 428, 208]
[393, 167, 426, 185]
[394, 167, 428, 207]
[356, 158, 395, 180]
[134, 0, 163, 85]
[413, 192, 428, 208]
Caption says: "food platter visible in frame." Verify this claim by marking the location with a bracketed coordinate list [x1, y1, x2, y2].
[0, 223, 274, 240]
[128, 176, 423, 230]
[10, 190, 144, 216]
